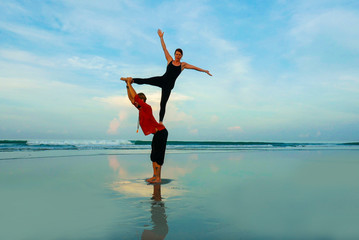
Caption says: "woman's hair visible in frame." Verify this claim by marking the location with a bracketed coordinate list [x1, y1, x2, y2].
[138, 92, 147, 102]
[175, 48, 183, 56]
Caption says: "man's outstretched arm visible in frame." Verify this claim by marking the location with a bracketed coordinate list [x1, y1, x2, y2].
[125, 78, 137, 104]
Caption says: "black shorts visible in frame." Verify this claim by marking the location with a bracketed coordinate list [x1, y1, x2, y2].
[150, 128, 168, 166]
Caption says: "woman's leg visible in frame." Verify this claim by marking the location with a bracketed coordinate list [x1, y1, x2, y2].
[133, 76, 164, 88]
[159, 88, 172, 123]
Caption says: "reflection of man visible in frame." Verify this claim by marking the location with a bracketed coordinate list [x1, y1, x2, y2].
[122, 77, 168, 183]
[141, 184, 168, 240]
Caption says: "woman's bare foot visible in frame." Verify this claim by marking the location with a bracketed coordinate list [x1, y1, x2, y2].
[120, 77, 133, 83]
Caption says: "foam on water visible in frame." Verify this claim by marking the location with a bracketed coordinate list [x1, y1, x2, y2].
[1, 139, 359, 152]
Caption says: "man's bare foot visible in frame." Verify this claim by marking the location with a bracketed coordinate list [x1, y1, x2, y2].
[120, 77, 127, 81]
[149, 178, 161, 184]
[146, 175, 156, 182]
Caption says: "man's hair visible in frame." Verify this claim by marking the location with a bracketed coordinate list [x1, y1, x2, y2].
[175, 48, 183, 56]
[138, 92, 147, 102]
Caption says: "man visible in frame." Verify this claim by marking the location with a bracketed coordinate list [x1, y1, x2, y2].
[122, 77, 168, 183]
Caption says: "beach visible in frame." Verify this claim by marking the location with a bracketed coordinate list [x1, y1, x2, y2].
[1, 148, 359, 239]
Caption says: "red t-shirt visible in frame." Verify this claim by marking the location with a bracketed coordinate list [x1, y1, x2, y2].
[133, 94, 165, 135]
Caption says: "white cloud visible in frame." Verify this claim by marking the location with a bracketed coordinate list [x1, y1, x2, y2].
[210, 164, 220, 173]
[290, 9, 359, 50]
[226, 58, 252, 76]
[160, 103, 194, 124]
[94, 91, 192, 108]
[167, 92, 193, 102]
[208, 35, 239, 53]
[211, 115, 219, 123]
[189, 128, 199, 135]
[107, 111, 128, 135]
[94, 95, 129, 107]
[68, 56, 112, 70]
[107, 118, 120, 134]
[228, 126, 242, 131]
[0, 49, 58, 67]
[0, 76, 96, 99]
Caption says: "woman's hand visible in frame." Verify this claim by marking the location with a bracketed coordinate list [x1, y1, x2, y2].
[157, 29, 164, 38]
[205, 70, 212, 76]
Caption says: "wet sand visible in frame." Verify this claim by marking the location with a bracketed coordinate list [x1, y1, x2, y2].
[1, 149, 359, 239]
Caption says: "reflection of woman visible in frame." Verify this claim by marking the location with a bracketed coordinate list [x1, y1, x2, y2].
[121, 29, 212, 124]
[141, 184, 168, 240]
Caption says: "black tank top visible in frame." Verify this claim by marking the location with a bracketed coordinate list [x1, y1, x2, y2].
[163, 61, 182, 89]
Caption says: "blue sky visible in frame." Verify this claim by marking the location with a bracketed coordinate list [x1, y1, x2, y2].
[1, 0, 358, 141]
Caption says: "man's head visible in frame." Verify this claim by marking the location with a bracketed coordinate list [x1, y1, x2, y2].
[138, 92, 147, 102]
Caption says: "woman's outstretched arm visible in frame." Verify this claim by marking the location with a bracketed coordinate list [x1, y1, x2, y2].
[158, 29, 172, 64]
[182, 62, 212, 76]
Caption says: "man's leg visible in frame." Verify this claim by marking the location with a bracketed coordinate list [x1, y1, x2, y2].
[151, 161, 162, 183]
[148, 132, 160, 182]
[149, 129, 168, 183]
[146, 162, 157, 182]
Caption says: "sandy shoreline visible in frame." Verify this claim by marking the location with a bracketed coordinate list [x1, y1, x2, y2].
[1, 149, 359, 239]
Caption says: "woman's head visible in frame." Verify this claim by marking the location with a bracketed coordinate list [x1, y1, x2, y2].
[174, 48, 183, 60]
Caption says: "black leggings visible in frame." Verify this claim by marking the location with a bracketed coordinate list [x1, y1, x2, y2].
[151, 128, 168, 166]
[133, 77, 173, 122]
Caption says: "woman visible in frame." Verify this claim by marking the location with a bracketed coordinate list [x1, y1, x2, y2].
[121, 29, 212, 124]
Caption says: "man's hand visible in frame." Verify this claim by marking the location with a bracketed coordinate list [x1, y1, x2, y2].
[126, 77, 133, 85]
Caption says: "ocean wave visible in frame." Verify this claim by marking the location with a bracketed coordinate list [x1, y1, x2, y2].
[0, 139, 135, 152]
[27, 139, 133, 146]
[131, 140, 313, 147]
[340, 142, 359, 145]
[1, 139, 358, 152]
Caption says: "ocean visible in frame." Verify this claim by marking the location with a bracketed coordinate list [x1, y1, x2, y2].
[1, 139, 359, 239]
[1, 139, 359, 152]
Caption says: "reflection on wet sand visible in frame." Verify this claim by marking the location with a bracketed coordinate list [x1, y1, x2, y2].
[142, 184, 168, 240]
[108, 155, 186, 198]
[107, 155, 192, 239]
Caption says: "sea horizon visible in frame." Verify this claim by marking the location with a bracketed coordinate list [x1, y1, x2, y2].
[1, 139, 358, 152]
